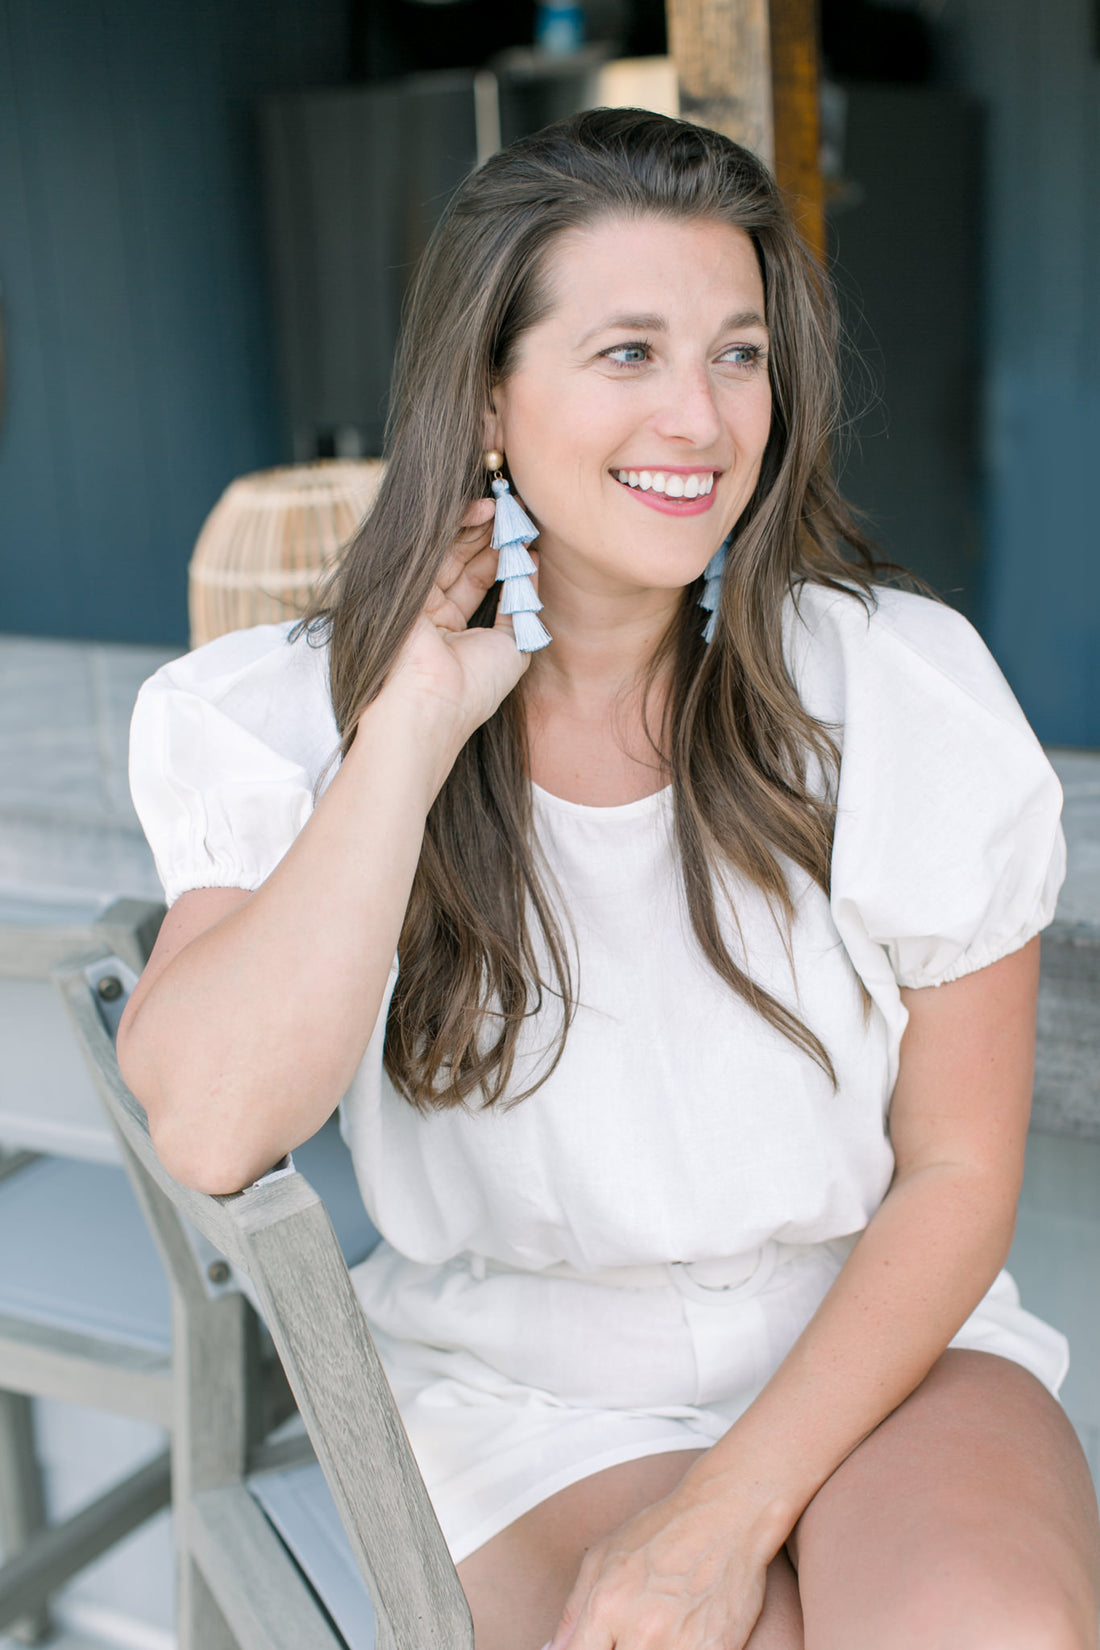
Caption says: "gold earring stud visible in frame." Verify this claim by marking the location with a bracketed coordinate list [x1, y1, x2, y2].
[483, 449, 504, 473]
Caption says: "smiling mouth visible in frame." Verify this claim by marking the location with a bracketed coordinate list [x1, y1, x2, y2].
[612, 469, 717, 499]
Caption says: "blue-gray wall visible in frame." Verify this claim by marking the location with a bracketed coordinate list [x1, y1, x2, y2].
[1, 0, 1097, 743]
[0, 0, 348, 647]
[942, 0, 1100, 746]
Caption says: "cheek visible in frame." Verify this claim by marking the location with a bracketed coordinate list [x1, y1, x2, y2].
[738, 386, 773, 475]
[502, 389, 621, 514]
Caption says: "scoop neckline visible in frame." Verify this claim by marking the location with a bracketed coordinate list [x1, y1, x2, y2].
[530, 780, 672, 818]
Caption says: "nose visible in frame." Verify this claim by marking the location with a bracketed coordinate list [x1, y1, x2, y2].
[650, 361, 723, 451]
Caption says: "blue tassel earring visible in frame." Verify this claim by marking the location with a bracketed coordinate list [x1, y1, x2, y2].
[485, 450, 551, 653]
[698, 534, 731, 643]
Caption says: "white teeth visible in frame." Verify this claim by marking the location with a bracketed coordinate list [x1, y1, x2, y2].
[613, 468, 716, 497]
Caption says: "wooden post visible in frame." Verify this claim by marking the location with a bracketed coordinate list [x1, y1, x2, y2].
[665, 0, 774, 166]
[665, 0, 825, 261]
[770, 0, 825, 259]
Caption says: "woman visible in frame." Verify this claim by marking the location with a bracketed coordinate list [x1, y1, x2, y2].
[121, 111, 1100, 1648]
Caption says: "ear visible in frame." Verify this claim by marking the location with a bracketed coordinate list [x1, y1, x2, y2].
[482, 404, 505, 457]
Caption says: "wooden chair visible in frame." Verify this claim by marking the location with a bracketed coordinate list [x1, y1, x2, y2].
[52, 944, 474, 1650]
[0, 895, 389, 1645]
[0, 896, 171, 1643]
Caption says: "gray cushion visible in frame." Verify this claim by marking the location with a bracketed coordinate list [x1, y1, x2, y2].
[0, 1155, 171, 1350]
[249, 1460, 375, 1650]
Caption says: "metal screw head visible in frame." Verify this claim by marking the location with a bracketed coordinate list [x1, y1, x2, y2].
[207, 1260, 231, 1286]
[97, 975, 123, 1002]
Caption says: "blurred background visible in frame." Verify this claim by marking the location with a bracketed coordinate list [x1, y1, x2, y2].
[0, 0, 1097, 742]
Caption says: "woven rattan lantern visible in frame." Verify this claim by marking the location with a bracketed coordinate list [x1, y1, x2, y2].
[188, 460, 385, 648]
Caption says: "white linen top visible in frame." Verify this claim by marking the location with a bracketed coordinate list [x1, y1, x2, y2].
[129, 584, 1065, 1277]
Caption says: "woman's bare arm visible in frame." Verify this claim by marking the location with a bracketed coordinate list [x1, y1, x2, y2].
[118, 505, 527, 1194]
[551, 937, 1040, 1650]
[117, 698, 457, 1193]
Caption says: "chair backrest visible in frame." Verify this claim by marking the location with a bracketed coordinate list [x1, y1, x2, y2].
[53, 946, 474, 1650]
[0, 895, 165, 1162]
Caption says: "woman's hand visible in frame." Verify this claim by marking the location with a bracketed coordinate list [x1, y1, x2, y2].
[383, 497, 533, 745]
[548, 1475, 775, 1650]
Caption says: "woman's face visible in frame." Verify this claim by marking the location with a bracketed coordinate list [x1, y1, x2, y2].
[487, 214, 773, 603]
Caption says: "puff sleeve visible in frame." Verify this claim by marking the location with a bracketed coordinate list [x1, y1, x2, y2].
[787, 585, 1065, 994]
[129, 622, 340, 907]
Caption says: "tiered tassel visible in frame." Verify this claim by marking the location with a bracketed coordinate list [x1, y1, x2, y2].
[491, 476, 551, 652]
[698, 536, 730, 644]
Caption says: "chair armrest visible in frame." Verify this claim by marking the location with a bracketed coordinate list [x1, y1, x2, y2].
[53, 948, 474, 1650]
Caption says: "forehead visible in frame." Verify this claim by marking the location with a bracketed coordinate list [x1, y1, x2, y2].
[537, 214, 766, 328]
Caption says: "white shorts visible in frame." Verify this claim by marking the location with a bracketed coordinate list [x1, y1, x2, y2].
[351, 1237, 1069, 1564]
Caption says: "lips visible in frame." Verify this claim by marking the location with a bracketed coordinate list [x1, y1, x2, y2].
[611, 466, 720, 516]
[612, 468, 716, 499]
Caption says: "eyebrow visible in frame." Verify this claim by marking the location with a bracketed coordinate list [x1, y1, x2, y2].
[578, 309, 768, 345]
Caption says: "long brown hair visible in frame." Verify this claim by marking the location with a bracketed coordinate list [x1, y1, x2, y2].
[309, 108, 886, 1109]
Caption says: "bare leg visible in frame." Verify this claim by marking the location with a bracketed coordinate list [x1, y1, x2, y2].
[790, 1350, 1100, 1650]
[458, 1448, 804, 1650]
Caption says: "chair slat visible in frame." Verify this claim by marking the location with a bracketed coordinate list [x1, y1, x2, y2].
[189, 1483, 348, 1650]
[0, 1449, 170, 1635]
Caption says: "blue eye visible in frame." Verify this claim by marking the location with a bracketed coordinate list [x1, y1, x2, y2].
[721, 343, 765, 368]
[602, 341, 650, 366]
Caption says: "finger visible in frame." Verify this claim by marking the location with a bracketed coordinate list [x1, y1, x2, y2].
[436, 505, 496, 592]
[549, 1604, 612, 1650]
[460, 497, 496, 529]
[422, 585, 469, 636]
[547, 1559, 592, 1650]
[443, 543, 502, 620]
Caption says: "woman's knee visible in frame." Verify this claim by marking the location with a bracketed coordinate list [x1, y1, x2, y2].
[884, 1572, 1095, 1650]
[808, 1558, 1098, 1650]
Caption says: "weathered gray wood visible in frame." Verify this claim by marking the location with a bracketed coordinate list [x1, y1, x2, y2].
[57, 948, 474, 1650]
[0, 899, 172, 1633]
[1033, 921, 1100, 1139]
[0, 1315, 172, 1423]
[184, 1565, 241, 1650]
[190, 1485, 346, 1650]
[0, 1450, 170, 1634]
[0, 1391, 49, 1643]
[245, 1196, 475, 1650]
[248, 1428, 317, 1479]
[173, 1287, 263, 1650]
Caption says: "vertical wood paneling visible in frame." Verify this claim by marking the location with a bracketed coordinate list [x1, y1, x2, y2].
[0, 0, 348, 647]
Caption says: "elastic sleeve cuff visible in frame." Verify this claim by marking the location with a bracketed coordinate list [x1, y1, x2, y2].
[894, 909, 1053, 990]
